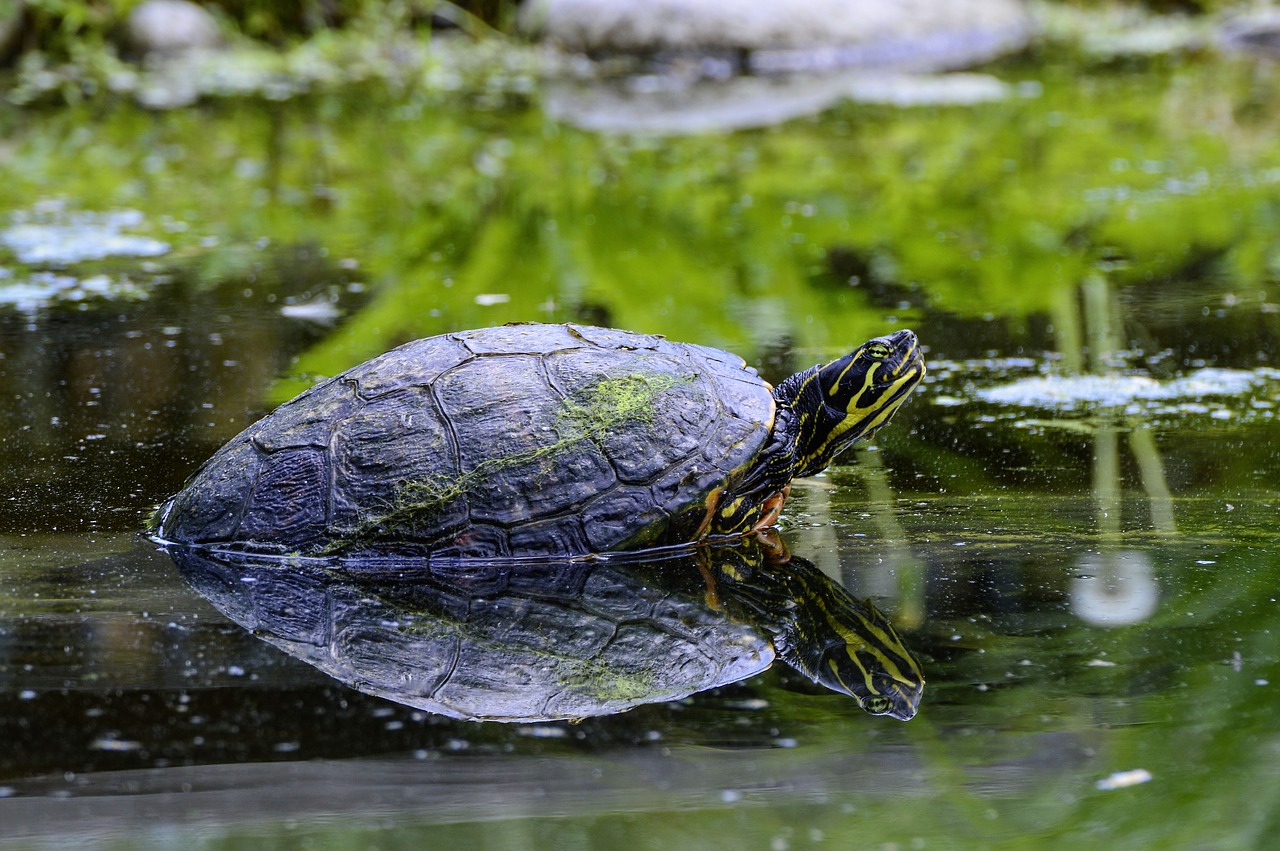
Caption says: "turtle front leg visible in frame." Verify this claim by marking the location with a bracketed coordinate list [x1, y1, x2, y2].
[701, 484, 792, 541]
[752, 485, 791, 532]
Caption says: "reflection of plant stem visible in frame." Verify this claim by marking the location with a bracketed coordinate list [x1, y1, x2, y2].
[854, 447, 926, 630]
[426, 2, 510, 41]
[1094, 420, 1122, 540]
[1082, 273, 1121, 372]
[1081, 272, 1177, 538]
[1128, 425, 1177, 536]
[797, 476, 842, 581]
[1052, 284, 1084, 374]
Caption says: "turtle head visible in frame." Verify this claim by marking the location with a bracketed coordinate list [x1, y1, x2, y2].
[779, 329, 925, 478]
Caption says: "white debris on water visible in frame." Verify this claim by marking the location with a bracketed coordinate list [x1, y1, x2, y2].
[90, 737, 143, 752]
[843, 73, 1012, 107]
[0, 270, 149, 314]
[279, 296, 341, 323]
[1, 203, 170, 266]
[974, 368, 1280, 413]
[517, 724, 569, 739]
[1096, 768, 1153, 790]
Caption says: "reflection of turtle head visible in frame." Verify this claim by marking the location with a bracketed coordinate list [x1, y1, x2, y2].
[715, 550, 925, 721]
[803, 608, 926, 721]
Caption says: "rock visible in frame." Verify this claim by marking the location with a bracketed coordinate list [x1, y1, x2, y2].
[544, 71, 1013, 135]
[1219, 8, 1280, 58]
[124, 0, 223, 58]
[526, 0, 1035, 135]
[523, 0, 1034, 72]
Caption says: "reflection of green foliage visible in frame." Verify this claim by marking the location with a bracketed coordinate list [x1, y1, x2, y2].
[7, 0, 521, 57]
[257, 60, 1280, 398]
[18, 0, 134, 54]
[5, 55, 1279, 399]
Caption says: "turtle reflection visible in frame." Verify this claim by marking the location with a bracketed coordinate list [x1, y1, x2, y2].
[166, 537, 924, 722]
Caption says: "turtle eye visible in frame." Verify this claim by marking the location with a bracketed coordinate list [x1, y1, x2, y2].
[865, 342, 891, 361]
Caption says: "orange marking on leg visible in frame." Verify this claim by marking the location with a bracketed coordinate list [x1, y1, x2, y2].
[696, 556, 723, 611]
[693, 486, 724, 540]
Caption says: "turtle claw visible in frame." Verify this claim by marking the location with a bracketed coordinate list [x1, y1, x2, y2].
[752, 527, 791, 563]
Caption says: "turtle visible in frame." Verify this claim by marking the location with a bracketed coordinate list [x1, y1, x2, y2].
[150, 323, 925, 557]
[167, 535, 924, 722]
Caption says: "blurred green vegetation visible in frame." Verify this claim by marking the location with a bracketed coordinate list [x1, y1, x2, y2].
[2, 49, 1279, 399]
[0, 0, 517, 64]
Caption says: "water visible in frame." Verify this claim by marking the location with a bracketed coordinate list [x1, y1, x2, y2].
[2, 43, 1280, 849]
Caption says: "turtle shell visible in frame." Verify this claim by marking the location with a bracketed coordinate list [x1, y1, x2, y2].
[155, 323, 777, 557]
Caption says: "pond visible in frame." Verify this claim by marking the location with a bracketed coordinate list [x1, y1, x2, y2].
[3, 37, 1280, 849]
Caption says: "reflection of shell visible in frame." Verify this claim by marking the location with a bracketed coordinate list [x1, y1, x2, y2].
[167, 538, 925, 722]
[1071, 551, 1158, 627]
[1220, 10, 1280, 59]
[170, 547, 775, 722]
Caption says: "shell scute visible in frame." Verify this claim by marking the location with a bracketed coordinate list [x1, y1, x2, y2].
[442, 522, 512, 559]
[455, 323, 586, 355]
[580, 484, 671, 551]
[250, 381, 355, 452]
[347, 336, 472, 398]
[542, 347, 709, 482]
[681, 342, 748, 372]
[649, 461, 725, 540]
[714, 371, 776, 427]
[506, 515, 592, 557]
[565, 323, 665, 351]
[329, 388, 463, 540]
[162, 445, 264, 544]
[435, 354, 617, 524]
[237, 447, 330, 547]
